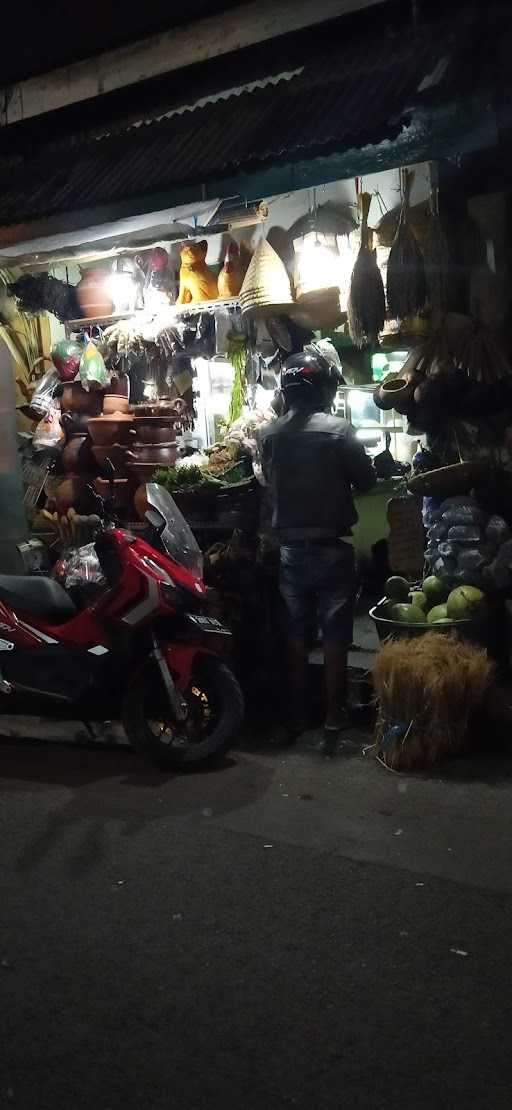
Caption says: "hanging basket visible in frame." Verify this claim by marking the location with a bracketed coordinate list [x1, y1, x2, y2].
[239, 240, 293, 316]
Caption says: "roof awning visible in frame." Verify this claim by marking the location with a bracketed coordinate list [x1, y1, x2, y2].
[0, 199, 222, 267]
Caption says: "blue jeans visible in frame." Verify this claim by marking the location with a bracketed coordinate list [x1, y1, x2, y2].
[279, 542, 356, 647]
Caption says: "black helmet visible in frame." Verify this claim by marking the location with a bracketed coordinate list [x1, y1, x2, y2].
[280, 347, 342, 401]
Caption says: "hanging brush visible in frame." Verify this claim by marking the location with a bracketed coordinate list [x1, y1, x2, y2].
[347, 190, 385, 347]
[423, 163, 450, 314]
[387, 168, 426, 321]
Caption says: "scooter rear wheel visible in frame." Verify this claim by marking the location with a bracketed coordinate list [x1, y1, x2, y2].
[122, 655, 244, 769]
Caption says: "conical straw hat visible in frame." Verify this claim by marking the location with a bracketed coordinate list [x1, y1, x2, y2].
[239, 239, 293, 315]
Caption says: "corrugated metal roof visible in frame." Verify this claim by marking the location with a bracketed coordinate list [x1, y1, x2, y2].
[0, 26, 452, 227]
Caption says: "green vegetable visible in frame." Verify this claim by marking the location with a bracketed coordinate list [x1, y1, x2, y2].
[227, 332, 247, 426]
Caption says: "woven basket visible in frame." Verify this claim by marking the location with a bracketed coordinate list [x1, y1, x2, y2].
[240, 240, 293, 316]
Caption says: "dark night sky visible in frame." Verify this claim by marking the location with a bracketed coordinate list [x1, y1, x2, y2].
[3, 1, 249, 84]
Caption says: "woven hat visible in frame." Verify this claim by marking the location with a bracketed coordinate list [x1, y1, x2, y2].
[239, 240, 293, 316]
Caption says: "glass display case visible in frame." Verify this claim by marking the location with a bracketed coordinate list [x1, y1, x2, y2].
[335, 385, 412, 463]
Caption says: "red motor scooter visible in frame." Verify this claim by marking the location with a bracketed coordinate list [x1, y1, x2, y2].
[0, 483, 244, 769]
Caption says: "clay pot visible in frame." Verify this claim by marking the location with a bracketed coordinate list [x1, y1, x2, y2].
[373, 376, 415, 415]
[133, 423, 178, 444]
[94, 477, 132, 510]
[76, 268, 114, 319]
[103, 393, 130, 415]
[126, 460, 167, 482]
[61, 411, 92, 437]
[54, 477, 96, 516]
[134, 484, 149, 521]
[60, 382, 104, 416]
[87, 412, 134, 445]
[91, 444, 129, 475]
[125, 443, 178, 467]
[62, 434, 94, 474]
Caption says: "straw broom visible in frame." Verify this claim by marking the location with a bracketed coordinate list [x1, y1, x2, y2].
[348, 192, 385, 347]
[373, 631, 493, 771]
[424, 183, 450, 314]
[387, 168, 426, 321]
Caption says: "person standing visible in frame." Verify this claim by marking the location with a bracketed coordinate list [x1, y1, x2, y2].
[260, 346, 376, 742]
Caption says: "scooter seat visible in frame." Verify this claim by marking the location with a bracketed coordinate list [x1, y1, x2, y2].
[0, 575, 76, 621]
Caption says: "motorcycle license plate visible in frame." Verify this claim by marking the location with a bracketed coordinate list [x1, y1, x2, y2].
[186, 614, 230, 634]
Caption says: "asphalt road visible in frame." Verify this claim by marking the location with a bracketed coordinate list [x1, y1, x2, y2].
[2, 723, 512, 1109]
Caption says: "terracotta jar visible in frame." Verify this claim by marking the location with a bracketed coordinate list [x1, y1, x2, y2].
[373, 376, 416, 414]
[87, 412, 134, 446]
[94, 477, 132, 510]
[91, 444, 129, 475]
[103, 394, 130, 415]
[54, 477, 95, 516]
[125, 442, 178, 467]
[76, 268, 114, 319]
[60, 382, 104, 416]
[62, 434, 94, 474]
[133, 423, 177, 444]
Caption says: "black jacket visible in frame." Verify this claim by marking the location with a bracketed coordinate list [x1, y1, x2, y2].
[260, 407, 376, 541]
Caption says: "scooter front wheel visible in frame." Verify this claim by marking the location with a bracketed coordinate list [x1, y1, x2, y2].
[122, 655, 244, 770]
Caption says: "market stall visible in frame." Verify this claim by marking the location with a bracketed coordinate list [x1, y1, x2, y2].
[3, 158, 512, 721]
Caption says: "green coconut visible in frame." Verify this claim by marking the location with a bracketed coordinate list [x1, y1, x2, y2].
[409, 590, 428, 612]
[422, 575, 448, 607]
[427, 603, 449, 624]
[391, 603, 425, 624]
[378, 598, 397, 620]
[446, 586, 486, 621]
[386, 576, 410, 601]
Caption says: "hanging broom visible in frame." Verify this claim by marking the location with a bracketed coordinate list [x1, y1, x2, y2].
[387, 168, 426, 321]
[424, 164, 451, 314]
[348, 191, 385, 347]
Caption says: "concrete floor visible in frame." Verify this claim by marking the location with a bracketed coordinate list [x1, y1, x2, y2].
[2, 717, 512, 1108]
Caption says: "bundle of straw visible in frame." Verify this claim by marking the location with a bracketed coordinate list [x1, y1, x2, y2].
[387, 169, 426, 321]
[424, 186, 450, 313]
[347, 192, 385, 347]
[373, 631, 493, 771]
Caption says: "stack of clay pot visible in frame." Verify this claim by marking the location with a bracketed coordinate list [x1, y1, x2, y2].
[125, 402, 180, 483]
[56, 373, 135, 516]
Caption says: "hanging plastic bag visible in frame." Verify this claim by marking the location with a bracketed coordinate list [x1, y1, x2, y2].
[427, 521, 448, 543]
[485, 516, 511, 548]
[33, 401, 65, 453]
[78, 340, 109, 391]
[442, 506, 486, 527]
[51, 340, 82, 383]
[447, 525, 482, 544]
[29, 369, 60, 418]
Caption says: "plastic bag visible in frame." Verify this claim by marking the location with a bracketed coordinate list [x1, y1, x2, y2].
[424, 545, 439, 565]
[486, 516, 511, 548]
[78, 341, 109, 391]
[29, 369, 60, 418]
[432, 555, 456, 582]
[447, 525, 482, 544]
[51, 340, 82, 383]
[427, 521, 448, 543]
[457, 547, 486, 571]
[33, 401, 64, 452]
[442, 506, 485, 527]
[438, 541, 458, 559]
[440, 495, 480, 513]
[59, 543, 106, 587]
